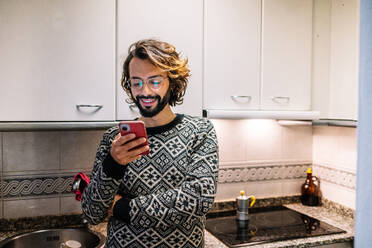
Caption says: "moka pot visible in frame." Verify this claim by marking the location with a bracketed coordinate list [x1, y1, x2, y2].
[236, 190, 256, 221]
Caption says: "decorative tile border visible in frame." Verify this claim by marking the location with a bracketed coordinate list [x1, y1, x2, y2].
[218, 164, 310, 183]
[313, 164, 356, 190]
[2, 174, 78, 199]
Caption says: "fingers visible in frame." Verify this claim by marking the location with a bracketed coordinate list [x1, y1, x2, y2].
[126, 144, 149, 157]
[124, 137, 147, 151]
[113, 133, 136, 146]
[110, 134, 149, 165]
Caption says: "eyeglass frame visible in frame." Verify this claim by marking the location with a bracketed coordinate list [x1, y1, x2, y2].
[124, 75, 168, 92]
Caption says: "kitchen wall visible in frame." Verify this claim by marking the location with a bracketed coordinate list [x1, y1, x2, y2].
[0, 122, 357, 219]
[312, 126, 357, 209]
[0, 130, 105, 219]
[213, 120, 357, 211]
[211, 119, 312, 202]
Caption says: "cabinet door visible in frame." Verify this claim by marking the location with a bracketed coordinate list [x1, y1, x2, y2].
[204, 0, 261, 110]
[261, 0, 312, 110]
[0, 0, 115, 121]
[116, 0, 203, 120]
[328, 0, 359, 120]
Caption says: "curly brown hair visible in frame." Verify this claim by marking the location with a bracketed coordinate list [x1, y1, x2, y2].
[121, 39, 190, 107]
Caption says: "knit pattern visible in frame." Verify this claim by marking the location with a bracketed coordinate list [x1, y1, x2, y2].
[82, 115, 219, 247]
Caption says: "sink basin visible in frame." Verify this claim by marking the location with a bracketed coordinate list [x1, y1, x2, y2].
[0, 228, 105, 248]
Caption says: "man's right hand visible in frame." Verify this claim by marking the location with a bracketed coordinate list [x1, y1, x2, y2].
[110, 133, 149, 165]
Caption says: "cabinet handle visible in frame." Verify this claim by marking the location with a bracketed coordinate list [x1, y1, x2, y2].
[76, 104, 103, 108]
[271, 96, 290, 104]
[231, 95, 252, 103]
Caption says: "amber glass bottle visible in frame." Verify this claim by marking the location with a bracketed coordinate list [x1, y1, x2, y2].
[301, 168, 321, 206]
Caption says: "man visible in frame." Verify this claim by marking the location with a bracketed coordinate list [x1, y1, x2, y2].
[81, 39, 219, 247]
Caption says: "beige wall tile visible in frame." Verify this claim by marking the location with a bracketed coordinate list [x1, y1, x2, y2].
[60, 195, 82, 215]
[4, 197, 59, 218]
[215, 182, 256, 202]
[215, 179, 300, 202]
[313, 126, 357, 171]
[245, 120, 282, 161]
[3, 132, 60, 172]
[320, 181, 356, 209]
[280, 179, 303, 196]
[336, 127, 357, 171]
[60, 130, 105, 170]
[211, 119, 247, 162]
[281, 125, 312, 161]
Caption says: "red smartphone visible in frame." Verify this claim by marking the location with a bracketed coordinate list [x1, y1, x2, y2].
[118, 120, 149, 156]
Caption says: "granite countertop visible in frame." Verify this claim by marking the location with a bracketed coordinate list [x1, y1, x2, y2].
[0, 202, 354, 248]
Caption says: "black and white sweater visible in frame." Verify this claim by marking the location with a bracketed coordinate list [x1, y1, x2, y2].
[81, 114, 219, 248]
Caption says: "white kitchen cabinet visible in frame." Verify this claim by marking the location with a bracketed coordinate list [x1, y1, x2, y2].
[204, 0, 261, 110]
[204, 0, 313, 113]
[0, 0, 116, 121]
[116, 0, 203, 120]
[261, 0, 312, 110]
[312, 0, 359, 121]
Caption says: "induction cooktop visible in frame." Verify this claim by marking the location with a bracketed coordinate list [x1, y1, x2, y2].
[205, 206, 346, 247]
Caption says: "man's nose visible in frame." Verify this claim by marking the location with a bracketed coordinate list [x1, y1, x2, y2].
[141, 82, 153, 94]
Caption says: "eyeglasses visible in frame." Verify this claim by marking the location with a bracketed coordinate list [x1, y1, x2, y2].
[126, 76, 166, 91]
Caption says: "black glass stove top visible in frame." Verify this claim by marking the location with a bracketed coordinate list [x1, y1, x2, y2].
[205, 206, 346, 247]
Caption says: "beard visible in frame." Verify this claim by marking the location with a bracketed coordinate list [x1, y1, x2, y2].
[133, 89, 171, 118]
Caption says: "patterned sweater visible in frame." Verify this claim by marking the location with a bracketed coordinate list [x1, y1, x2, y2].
[81, 114, 219, 247]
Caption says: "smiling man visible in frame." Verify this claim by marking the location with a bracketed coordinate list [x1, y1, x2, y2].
[81, 39, 219, 248]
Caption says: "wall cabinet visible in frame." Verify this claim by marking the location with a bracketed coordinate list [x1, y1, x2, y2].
[312, 0, 359, 121]
[116, 0, 203, 120]
[0, 0, 116, 121]
[204, 0, 261, 110]
[204, 0, 313, 112]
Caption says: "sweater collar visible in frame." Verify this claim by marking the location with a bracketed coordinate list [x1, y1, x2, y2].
[146, 114, 184, 135]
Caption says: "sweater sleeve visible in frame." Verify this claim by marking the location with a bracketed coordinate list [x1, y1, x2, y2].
[116, 119, 219, 230]
[81, 127, 127, 225]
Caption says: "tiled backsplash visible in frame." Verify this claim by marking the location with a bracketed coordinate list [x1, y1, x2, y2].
[0, 130, 105, 219]
[312, 126, 357, 209]
[211, 119, 313, 202]
[0, 121, 357, 219]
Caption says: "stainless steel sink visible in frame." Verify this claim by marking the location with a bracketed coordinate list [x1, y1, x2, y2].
[0, 228, 105, 248]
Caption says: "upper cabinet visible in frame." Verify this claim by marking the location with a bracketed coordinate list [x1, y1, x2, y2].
[312, 0, 359, 121]
[0, 0, 116, 121]
[204, 0, 313, 112]
[116, 0, 203, 120]
[204, 0, 261, 110]
[261, 0, 312, 110]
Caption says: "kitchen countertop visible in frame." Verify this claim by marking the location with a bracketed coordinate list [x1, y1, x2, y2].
[87, 203, 354, 248]
[0, 202, 354, 247]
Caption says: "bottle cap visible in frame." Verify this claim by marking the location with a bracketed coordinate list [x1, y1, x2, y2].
[307, 168, 312, 174]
